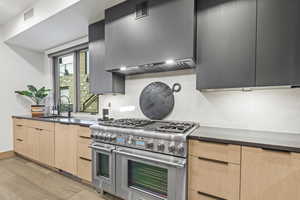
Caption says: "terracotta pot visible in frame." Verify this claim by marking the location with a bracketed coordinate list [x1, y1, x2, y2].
[31, 105, 45, 117]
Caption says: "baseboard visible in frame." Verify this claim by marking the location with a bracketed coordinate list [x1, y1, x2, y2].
[0, 151, 15, 160]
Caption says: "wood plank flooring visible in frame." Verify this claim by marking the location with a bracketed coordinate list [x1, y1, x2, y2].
[0, 157, 104, 200]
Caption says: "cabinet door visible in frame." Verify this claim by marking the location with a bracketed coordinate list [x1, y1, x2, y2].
[26, 128, 39, 161]
[89, 21, 125, 94]
[55, 124, 78, 175]
[196, 0, 256, 89]
[39, 130, 54, 167]
[241, 146, 300, 200]
[256, 0, 300, 86]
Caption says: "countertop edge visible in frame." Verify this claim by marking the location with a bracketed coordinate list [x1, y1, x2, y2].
[12, 115, 94, 127]
[188, 134, 300, 153]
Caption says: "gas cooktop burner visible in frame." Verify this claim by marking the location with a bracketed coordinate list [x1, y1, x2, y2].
[99, 118, 195, 134]
[99, 118, 154, 128]
[155, 122, 194, 133]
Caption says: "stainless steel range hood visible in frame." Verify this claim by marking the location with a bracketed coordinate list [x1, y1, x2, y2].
[106, 58, 195, 75]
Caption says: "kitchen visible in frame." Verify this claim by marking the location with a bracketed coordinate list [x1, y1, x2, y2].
[1, 0, 300, 199]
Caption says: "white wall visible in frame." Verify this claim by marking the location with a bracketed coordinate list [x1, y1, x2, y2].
[2, 0, 80, 41]
[99, 70, 300, 134]
[0, 27, 51, 152]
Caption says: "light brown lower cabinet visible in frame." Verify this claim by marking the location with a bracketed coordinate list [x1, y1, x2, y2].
[13, 118, 92, 183]
[241, 146, 300, 200]
[27, 128, 40, 160]
[188, 140, 241, 200]
[55, 123, 78, 175]
[13, 119, 54, 167]
[38, 129, 54, 166]
[77, 126, 92, 182]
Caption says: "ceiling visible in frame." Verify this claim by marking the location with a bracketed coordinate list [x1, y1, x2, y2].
[6, 0, 126, 52]
[0, 0, 38, 25]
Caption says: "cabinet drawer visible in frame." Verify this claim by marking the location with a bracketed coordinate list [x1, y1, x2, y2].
[77, 157, 92, 182]
[14, 125, 27, 140]
[27, 120, 54, 131]
[78, 142, 91, 160]
[14, 118, 27, 126]
[189, 189, 220, 200]
[15, 138, 26, 155]
[189, 140, 241, 164]
[77, 126, 91, 139]
[189, 155, 240, 200]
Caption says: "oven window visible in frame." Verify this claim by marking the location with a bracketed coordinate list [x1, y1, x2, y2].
[97, 154, 109, 178]
[128, 161, 168, 198]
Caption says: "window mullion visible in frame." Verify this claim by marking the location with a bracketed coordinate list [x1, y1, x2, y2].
[75, 51, 80, 113]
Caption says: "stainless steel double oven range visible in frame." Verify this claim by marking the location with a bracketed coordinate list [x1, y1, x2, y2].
[90, 119, 199, 200]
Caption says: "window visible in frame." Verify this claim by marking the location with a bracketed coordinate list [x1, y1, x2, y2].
[78, 50, 98, 113]
[54, 48, 98, 114]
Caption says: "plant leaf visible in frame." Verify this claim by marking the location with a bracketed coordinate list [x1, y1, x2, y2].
[27, 85, 37, 93]
[36, 87, 50, 99]
[15, 90, 33, 97]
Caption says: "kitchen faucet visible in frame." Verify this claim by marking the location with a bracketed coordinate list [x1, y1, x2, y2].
[57, 95, 72, 118]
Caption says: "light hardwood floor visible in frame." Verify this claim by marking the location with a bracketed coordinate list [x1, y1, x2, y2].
[0, 156, 104, 200]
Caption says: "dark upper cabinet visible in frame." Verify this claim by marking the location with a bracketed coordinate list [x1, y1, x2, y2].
[196, 0, 257, 90]
[105, 0, 195, 69]
[256, 0, 300, 86]
[89, 21, 125, 94]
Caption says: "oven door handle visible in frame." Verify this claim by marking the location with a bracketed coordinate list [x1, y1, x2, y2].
[90, 145, 113, 152]
[115, 150, 185, 168]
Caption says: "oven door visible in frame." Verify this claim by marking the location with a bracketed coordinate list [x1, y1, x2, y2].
[91, 142, 116, 194]
[115, 147, 186, 200]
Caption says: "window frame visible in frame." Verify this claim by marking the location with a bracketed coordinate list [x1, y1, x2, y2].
[53, 46, 99, 114]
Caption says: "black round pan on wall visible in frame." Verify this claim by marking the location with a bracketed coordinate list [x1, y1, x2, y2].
[139, 82, 181, 120]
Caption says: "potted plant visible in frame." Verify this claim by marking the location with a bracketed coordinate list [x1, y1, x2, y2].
[15, 85, 51, 117]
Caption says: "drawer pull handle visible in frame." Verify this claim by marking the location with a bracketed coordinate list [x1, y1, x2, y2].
[16, 139, 23, 142]
[198, 157, 229, 165]
[262, 147, 291, 154]
[79, 157, 91, 162]
[35, 128, 43, 131]
[79, 136, 91, 139]
[16, 125, 23, 127]
[197, 191, 226, 200]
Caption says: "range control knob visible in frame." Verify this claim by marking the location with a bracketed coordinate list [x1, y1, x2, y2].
[168, 142, 176, 153]
[157, 143, 165, 151]
[99, 133, 105, 140]
[176, 143, 185, 154]
[105, 134, 112, 141]
[146, 141, 154, 149]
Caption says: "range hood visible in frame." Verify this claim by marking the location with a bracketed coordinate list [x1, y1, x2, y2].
[104, 0, 195, 75]
[106, 58, 195, 75]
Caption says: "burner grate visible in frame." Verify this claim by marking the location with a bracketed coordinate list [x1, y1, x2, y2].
[99, 118, 196, 134]
[155, 122, 194, 134]
[100, 118, 154, 128]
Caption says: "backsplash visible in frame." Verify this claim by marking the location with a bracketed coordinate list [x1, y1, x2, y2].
[99, 70, 300, 134]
